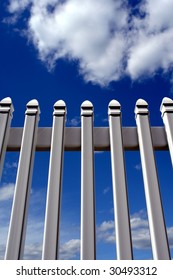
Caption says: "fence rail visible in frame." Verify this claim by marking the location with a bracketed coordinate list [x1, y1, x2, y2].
[5, 126, 170, 151]
[0, 97, 173, 260]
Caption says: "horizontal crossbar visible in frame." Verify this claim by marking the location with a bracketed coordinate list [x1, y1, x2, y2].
[7, 127, 168, 151]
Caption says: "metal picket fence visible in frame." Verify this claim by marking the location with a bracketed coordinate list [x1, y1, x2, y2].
[0, 96, 173, 260]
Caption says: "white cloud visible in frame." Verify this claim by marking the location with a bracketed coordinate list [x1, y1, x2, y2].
[8, 0, 32, 13]
[97, 209, 173, 251]
[127, 30, 173, 79]
[127, 0, 173, 79]
[130, 211, 151, 249]
[141, 0, 173, 32]
[98, 220, 114, 232]
[1, 204, 173, 259]
[5, 0, 173, 85]
[97, 220, 115, 244]
[23, 238, 80, 260]
[131, 212, 148, 230]
[24, 243, 42, 260]
[5, 0, 128, 86]
[97, 210, 156, 251]
[21, 238, 80, 260]
[59, 239, 80, 259]
[0, 183, 15, 202]
[97, 216, 150, 250]
[0, 183, 81, 260]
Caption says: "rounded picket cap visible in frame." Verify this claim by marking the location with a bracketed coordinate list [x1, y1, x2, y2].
[26, 99, 40, 115]
[135, 99, 148, 116]
[160, 97, 173, 117]
[0, 97, 14, 114]
[108, 100, 121, 116]
[53, 100, 66, 116]
[81, 100, 94, 116]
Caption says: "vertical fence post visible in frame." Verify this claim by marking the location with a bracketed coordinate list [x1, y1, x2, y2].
[135, 99, 170, 260]
[42, 100, 66, 260]
[0, 97, 14, 179]
[160, 97, 173, 167]
[5, 100, 40, 260]
[81, 101, 96, 260]
[108, 100, 133, 260]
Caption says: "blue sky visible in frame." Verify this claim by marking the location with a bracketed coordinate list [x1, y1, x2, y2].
[1, 0, 173, 260]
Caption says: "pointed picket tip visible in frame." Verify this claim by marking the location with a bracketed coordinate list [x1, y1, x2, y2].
[160, 97, 173, 117]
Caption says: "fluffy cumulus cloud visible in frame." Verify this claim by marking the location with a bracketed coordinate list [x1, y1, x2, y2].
[98, 210, 173, 251]
[5, 0, 173, 85]
[59, 239, 80, 259]
[127, 0, 173, 79]
[23, 238, 80, 260]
